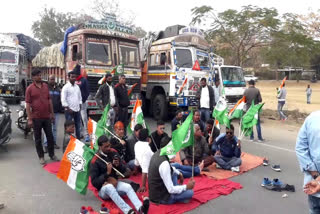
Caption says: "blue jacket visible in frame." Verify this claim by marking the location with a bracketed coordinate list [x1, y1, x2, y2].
[76, 77, 90, 103]
[213, 133, 241, 158]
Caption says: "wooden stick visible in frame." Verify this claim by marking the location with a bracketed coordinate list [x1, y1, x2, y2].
[94, 154, 125, 178]
[103, 127, 122, 142]
[192, 136, 195, 178]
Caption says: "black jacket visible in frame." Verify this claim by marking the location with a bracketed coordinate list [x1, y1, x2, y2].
[48, 84, 62, 113]
[114, 84, 130, 108]
[196, 85, 215, 110]
[95, 83, 117, 109]
[90, 150, 127, 191]
[150, 131, 169, 153]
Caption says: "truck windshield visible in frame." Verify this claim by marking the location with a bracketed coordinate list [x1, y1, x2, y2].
[221, 67, 246, 87]
[176, 49, 192, 68]
[119, 44, 139, 67]
[196, 50, 209, 68]
[0, 50, 16, 64]
[86, 42, 112, 65]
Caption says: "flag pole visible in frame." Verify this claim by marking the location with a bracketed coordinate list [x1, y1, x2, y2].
[150, 134, 159, 151]
[94, 154, 125, 178]
[103, 127, 122, 142]
[192, 135, 195, 178]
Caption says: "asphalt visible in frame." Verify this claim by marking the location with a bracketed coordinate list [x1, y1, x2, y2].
[0, 105, 309, 214]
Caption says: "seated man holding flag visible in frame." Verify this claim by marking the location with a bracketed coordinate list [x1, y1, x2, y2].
[90, 135, 149, 214]
[110, 121, 128, 162]
[212, 124, 242, 173]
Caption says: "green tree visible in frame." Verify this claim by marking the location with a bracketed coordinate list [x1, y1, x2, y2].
[191, 5, 280, 66]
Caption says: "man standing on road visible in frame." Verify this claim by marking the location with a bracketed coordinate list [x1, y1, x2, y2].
[74, 64, 90, 141]
[277, 83, 287, 121]
[306, 85, 312, 104]
[243, 80, 264, 142]
[43, 75, 61, 152]
[115, 75, 130, 127]
[196, 77, 215, 123]
[61, 70, 82, 139]
[213, 79, 221, 105]
[25, 70, 58, 165]
[296, 111, 320, 214]
[95, 73, 117, 110]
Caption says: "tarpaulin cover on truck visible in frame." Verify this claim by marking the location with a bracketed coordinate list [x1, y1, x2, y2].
[32, 42, 65, 68]
[16, 34, 41, 61]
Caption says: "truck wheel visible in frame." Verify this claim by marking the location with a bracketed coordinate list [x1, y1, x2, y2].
[152, 94, 167, 121]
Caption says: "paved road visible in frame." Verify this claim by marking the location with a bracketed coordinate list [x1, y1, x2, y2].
[0, 105, 309, 213]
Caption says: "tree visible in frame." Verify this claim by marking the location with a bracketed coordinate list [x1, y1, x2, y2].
[299, 10, 320, 40]
[32, 7, 92, 46]
[191, 5, 280, 66]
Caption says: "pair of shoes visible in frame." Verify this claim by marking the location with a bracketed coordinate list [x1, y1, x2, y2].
[231, 166, 240, 173]
[263, 159, 269, 166]
[271, 165, 281, 172]
[85, 135, 90, 142]
[261, 178, 282, 191]
[43, 147, 48, 153]
[54, 144, 60, 149]
[261, 178, 272, 187]
[50, 155, 60, 161]
[138, 197, 150, 214]
[258, 139, 265, 143]
[39, 157, 46, 165]
[250, 139, 254, 142]
[100, 204, 109, 214]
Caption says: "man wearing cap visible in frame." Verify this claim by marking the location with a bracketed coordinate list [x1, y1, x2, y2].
[61, 70, 82, 139]
[26, 70, 58, 165]
[114, 75, 130, 127]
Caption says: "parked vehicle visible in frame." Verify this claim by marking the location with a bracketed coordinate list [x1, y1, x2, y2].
[244, 75, 258, 82]
[15, 101, 31, 138]
[0, 99, 12, 146]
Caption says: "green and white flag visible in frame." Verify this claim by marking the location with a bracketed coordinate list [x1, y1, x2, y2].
[111, 64, 124, 76]
[241, 102, 264, 136]
[212, 98, 230, 128]
[94, 104, 112, 151]
[228, 96, 246, 120]
[160, 112, 194, 156]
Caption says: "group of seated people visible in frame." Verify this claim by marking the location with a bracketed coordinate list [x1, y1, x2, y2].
[89, 110, 242, 214]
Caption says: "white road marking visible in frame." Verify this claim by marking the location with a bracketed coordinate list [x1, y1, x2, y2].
[244, 140, 296, 153]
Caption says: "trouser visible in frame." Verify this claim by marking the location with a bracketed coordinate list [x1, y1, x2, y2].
[199, 108, 210, 123]
[307, 95, 311, 104]
[126, 159, 135, 171]
[171, 163, 200, 178]
[65, 111, 81, 139]
[308, 195, 320, 214]
[185, 155, 215, 168]
[160, 173, 194, 204]
[33, 119, 54, 158]
[80, 102, 88, 137]
[99, 181, 142, 214]
[277, 101, 287, 120]
[118, 106, 128, 127]
[214, 155, 242, 170]
[250, 114, 263, 140]
[43, 113, 59, 147]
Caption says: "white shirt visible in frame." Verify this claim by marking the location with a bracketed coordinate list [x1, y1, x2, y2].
[61, 82, 82, 112]
[134, 141, 154, 173]
[159, 161, 186, 194]
[200, 86, 210, 108]
[107, 82, 116, 107]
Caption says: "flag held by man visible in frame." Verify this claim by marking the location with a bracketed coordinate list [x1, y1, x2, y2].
[127, 99, 148, 134]
[241, 101, 264, 136]
[212, 97, 230, 128]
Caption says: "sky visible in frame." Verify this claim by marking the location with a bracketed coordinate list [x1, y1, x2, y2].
[1, 0, 319, 38]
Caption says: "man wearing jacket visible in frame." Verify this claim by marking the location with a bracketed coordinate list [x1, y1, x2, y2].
[115, 75, 130, 127]
[95, 73, 117, 109]
[277, 83, 287, 121]
[90, 135, 149, 214]
[196, 77, 215, 123]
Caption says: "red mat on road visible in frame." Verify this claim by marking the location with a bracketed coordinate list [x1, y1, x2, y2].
[43, 162, 242, 214]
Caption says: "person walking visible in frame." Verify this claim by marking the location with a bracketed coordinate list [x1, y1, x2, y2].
[43, 75, 62, 152]
[296, 111, 320, 214]
[25, 70, 58, 165]
[306, 85, 312, 104]
[196, 77, 215, 123]
[114, 75, 130, 127]
[243, 80, 264, 142]
[277, 83, 287, 121]
[61, 70, 82, 139]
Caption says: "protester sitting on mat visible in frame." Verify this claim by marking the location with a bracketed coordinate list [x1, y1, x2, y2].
[110, 121, 127, 161]
[203, 118, 220, 152]
[62, 120, 75, 153]
[148, 137, 195, 204]
[193, 110, 205, 132]
[90, 135, 149, 214]
[180, 124, 214, 168]
[213, 124, 242, 173]
[150, 120, 169, 152]
[126, 124, 143, 170]
[133, 129, 154, 193]
[171, 110, 183, 132]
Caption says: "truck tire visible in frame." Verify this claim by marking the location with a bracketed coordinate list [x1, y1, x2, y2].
[152, 94, 167, 121]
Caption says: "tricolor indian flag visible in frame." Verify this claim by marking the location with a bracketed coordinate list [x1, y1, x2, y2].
[228, 96, 246, 120]
[178, 78, 188, 95]
[279, 76, 287, 89]
[127, 99, 148, 134]
[87, 118, 97, 150]
[57, 136, 94, 195]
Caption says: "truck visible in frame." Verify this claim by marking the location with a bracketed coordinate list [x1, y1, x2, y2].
[0, 34, 41, 101]
[140, 26, 210, 120]
[32, 15, 141, 117]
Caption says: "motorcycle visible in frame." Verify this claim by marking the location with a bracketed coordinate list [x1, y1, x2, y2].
[16, 101, 31, 138]
[0, 99, 12, 146]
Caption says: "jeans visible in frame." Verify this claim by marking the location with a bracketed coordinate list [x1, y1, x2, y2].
[99, 181, 142, 214]
[80, 102, 88, 137]
[65, 111, 81, 139]
[33, 119, 55, 158]
[160, 173, 194, 204]
[199, 108, 210, 123]
[43, 113, 59, 147]
[118, 106, 128, 127]
[171, 163, 200, 178]
[214, 155, 242, 170]
[127, 159, 136, 171]
[307, 95, 311, 104]
[277, 101, 287, 120]
[308, 195, 320, 214]
[250, 114, 263, 140]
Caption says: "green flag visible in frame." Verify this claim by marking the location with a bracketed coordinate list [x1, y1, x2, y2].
[94, 104, 112, 151]
[212, 98, 230, 128]
[241, 102, 264, 136]
[111, 64, 124, 76]
[160, 112, 194, 156]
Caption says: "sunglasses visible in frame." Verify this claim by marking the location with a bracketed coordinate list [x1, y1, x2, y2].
[226, 132, 233, 135]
